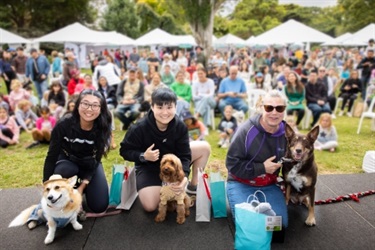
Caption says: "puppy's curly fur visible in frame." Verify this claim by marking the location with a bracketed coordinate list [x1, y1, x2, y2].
[155, 154, 191, 224]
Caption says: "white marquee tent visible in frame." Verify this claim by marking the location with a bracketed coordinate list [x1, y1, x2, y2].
[0, 28, 30, 44]
[253, 19, 333, 45]
[135, 28, 176, 46]
[321, 32, 352, 46]
[214, 34, 246, 47]
[341, 23, 375, 46]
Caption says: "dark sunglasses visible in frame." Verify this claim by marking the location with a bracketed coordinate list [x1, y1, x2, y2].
[263, 105, 286, 113]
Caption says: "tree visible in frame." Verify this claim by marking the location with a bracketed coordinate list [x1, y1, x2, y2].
[101, 0, 141, 39]
[229, 0, 284, 37]
[0, 0, 95, 37]
[338, 0, 375, 32]
[165, 0, 225, 65]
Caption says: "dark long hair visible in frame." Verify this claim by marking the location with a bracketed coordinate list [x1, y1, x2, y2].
[72, 89, 112, 159]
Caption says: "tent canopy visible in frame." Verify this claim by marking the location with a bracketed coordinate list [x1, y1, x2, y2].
[0, 28, 30, 44]
[341, 24, 375, 46]
[214, 34, 246, 47]
[322, 32, 352, 46]
[34, 22, 134, 45]
[135, 28, 175, 46]
[253, 19, 333, 44]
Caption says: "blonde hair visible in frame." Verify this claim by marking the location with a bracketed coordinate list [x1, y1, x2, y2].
[17, 99, 31, 109]
[318, 113, 333, 128]
[11, 79, 22, 90]
[224, 105, 233, 113]
[285, 115, 296, 125]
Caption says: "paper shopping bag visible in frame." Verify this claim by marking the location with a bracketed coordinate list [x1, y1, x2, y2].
[209, 172, 227, 218]
[234, 191, 273, 250]
[117, 166, 138, 210]
[109, 164, 126, 206]
[196, 170, 211, 222]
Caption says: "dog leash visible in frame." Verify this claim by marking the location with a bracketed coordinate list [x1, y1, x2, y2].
[314, 190, 375, 205]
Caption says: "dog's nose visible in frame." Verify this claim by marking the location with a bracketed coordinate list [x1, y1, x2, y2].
[47, 195, 53, 200]
[296, 149, 302, 154]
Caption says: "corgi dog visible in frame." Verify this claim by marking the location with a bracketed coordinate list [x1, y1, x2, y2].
[9, 175, 83, 244]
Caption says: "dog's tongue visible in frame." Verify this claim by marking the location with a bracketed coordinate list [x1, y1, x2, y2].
[294, 154, 302, 160]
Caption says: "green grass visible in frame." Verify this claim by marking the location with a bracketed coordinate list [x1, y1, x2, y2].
[1, 79, 374, 188]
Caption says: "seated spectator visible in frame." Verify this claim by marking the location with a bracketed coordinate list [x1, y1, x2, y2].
[115, 67, 144, 130]
[47, 81, 66, 120]
[67, 69, 84, 96]
[314, 113, 338, 152]
[338, 70, 361, 116]
[74, 74, 96, 96]
[305, 70, 331, 127]
[170, 71, 192, 117]
[217, 65, 248, 114]
[93, 56, 122, 92]
[161, 65, 175, 87]
[260, 65, 272, 91]
[0, 104, 19, 148]
[146, 65, 157, 83]
[192, 67, 216, 128]
[137, 69, 148, 86]
[283, 71, 305, 127]
[27, 106, 56, 149]
[275, 66, 291, 90]
[98, 76, 117, 110]
[8, 79, 30, 111]
[0, 93, 10, 114]
[144, 72, 167, 105]
[62, 99, 76, 117]
[14, 99, 38, 132]
[317, 67, 336, 112]
[181, 110, 207, 141]
[238, 61, 251, 84]
[217, 105, 237, 149]
[24, 85, 39, 109]
[254, 72, 266, 90]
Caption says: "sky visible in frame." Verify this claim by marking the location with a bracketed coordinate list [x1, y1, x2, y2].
[278, 0, 338, 7]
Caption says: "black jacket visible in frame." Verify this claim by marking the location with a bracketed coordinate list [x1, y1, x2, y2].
[119, 110, 191, 176]
[98, 85, 117, 107]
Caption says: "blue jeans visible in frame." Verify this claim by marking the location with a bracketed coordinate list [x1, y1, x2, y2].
[361, 75, 370, 101]
[115, 103, 140, 128]
[227, 181, 288, 228]
[194, 96, 216, 127]
[307, 103, 331, 127]
[219, 98, 249, 114]
[33, 79, 48, 100]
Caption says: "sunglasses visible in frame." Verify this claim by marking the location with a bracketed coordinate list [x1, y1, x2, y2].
[263, 105, 286, 113]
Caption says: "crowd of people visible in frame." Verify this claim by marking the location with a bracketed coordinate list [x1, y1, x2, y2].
[1, 40, 375, 241]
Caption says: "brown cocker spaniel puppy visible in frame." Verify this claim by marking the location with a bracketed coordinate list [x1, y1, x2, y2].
[155, 154, 191, 224]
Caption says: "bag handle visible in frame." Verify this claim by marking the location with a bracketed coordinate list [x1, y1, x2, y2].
[246, 190, 267, 203]
[202, 173, 211, 201]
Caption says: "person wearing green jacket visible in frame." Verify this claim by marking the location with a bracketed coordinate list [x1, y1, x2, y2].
[283, 71, 305, 126]
[170, 71, 192, 117]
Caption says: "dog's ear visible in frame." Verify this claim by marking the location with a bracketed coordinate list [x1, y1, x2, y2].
[174, 157, 185, 182]
[308, 126, 319, 143]
[67, 176, 78, 187]
[285, 123, 295, 139]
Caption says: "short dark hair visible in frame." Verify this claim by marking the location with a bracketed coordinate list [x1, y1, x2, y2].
[17, 47, 24, 51]
[151, 88, 177, 106]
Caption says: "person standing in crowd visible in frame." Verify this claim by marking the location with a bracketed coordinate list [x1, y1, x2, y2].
[283, 71, 305, 127]
[217, 65, 248, 115]
[226, 90, 288, 241]
[25, 48, 50, 100]
[62, 51, 78, 86]
[305, 70, 331, 127]
[92, 56, 122, 92]
[115, 67, 144, 130]
[147, 51, 160, 71]
[195, 46, 206, 68]
[51, 50, 62, 78]
[129, 47, 140, 67]
[11, 47, 28, 84]
[357, 49, 375, 100]
[0, 50, 17, 94]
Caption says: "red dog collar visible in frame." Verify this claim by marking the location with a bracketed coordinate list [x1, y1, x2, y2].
[231, 173, 277, 187]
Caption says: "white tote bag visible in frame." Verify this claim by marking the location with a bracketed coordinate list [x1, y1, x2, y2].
[116, 166, 138, 210]
[196, 169, 211, 222]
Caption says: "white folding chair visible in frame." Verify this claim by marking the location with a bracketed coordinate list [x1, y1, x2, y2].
[357, 97, 375, 134]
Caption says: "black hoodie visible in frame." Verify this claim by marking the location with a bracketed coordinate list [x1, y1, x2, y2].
[119, 110, 191, 176]
[226, 114, 287, 181]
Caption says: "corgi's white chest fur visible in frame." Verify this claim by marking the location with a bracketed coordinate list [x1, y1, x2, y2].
[286, 163, 307, 192]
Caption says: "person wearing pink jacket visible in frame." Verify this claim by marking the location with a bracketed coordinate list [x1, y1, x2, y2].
[0, 105, 19, 148]
[27, 106, 56, 149]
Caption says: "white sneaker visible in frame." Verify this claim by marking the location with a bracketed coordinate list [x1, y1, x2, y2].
[221, 140, 230, 149]
[346, 112, 352, 117]
[331, 114, 337, 119]
[338, 111, 344, 116]
[217, 138, 225, 147]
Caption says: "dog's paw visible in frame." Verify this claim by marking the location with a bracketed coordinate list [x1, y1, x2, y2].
[305, 216, 316, 226]
[154, 214, 166, 223]
[44, 235, 54, 245]
[185, 209, 190, 217]
[176, 216, 186, 224]
[27, 221, 38, 230]
[72, 222, 83, 231]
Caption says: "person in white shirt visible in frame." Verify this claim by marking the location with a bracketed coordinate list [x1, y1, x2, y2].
[192, 67, 216, 129]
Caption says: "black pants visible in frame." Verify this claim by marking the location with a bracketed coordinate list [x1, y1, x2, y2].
[287, 108, 305, 126]
[327, 95, 337, 112]
[341, 93, 357, 112]
[0, 128, 14, 148]
[54, 157, 109, 213]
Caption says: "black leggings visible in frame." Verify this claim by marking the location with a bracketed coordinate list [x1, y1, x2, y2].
[54, 159, 109, 213]
[287, 108, 305, 126]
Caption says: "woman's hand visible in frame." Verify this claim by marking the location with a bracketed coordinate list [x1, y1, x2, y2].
[170, 177, 188, 195]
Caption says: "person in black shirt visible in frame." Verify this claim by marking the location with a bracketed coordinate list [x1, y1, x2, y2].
[43, 89, 112, 213]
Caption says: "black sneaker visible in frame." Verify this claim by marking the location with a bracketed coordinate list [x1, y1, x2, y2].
[26, 141, 40, 149]
[185, 183, 197, 195]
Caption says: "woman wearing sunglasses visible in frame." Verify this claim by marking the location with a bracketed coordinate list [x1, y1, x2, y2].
[226, 90, 288, 242]
[42, 89, 112, 213]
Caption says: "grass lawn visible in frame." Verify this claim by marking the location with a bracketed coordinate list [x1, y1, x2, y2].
[0, 79, 374, 188]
